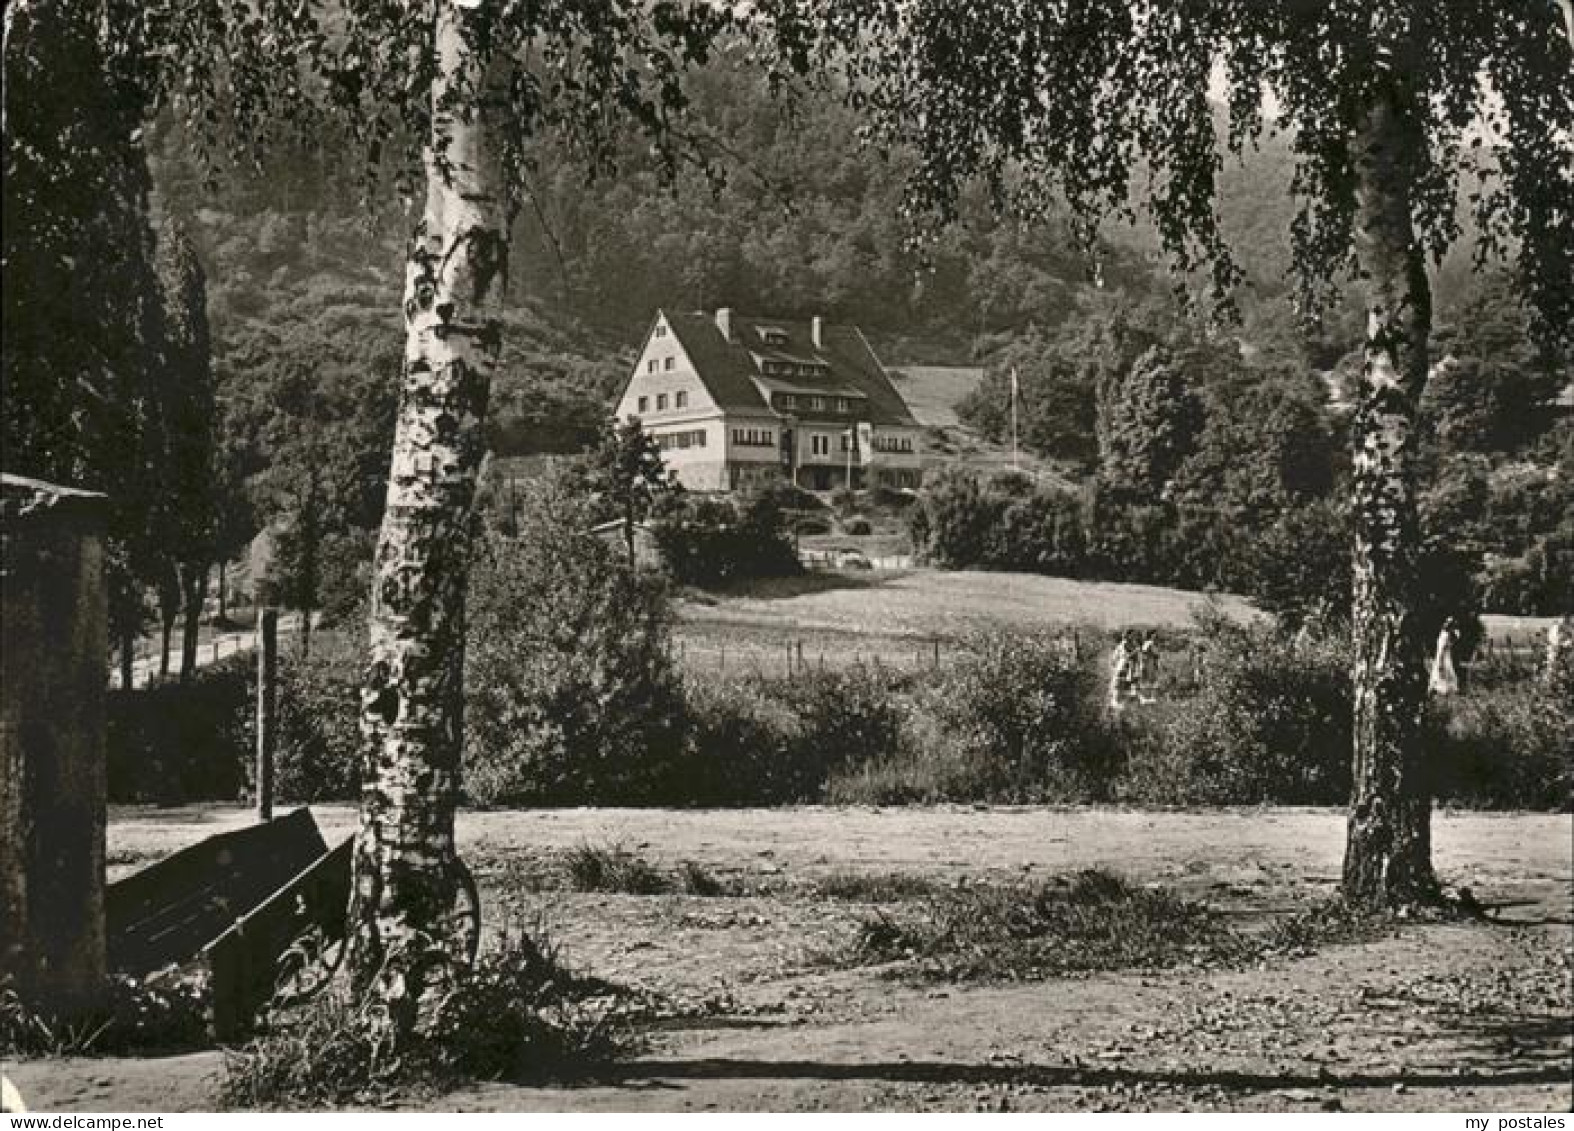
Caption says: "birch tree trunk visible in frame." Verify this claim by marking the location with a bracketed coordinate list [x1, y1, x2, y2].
[1341, 80, 1438, 908]
[347, 0, 502, 1035]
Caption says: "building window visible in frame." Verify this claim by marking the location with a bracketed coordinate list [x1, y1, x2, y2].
[775, 394, 795, 410]
[664, 357, 675, 371]
[647, 359, 658, 374]
[811, 434, 830, 457]
[835, 398, 850, 413]
[655, 429, 706, 451]
[807, 396, 825, 411]
[874, 434, 915, 454]
[732, 427, 774, 448]
[637, 396, 648, 414]
[675, 390, 688, 408]
[654, 324, 667, 338]
[656, 393, 668, 411]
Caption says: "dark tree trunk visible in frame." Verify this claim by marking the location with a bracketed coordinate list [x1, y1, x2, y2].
[119, 629, 134, 691]
[348, 0, 501, 1040]
[178, 564, 206, 682]
[218, 561, 228, 621]
[1341, 80, 1439, 909]
[157, 563, 179, 678]
[158, 615, 174, 678]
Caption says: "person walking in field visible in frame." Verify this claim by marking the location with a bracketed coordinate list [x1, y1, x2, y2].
[1429, 615, 1461, 696]
[1135, 631, 1160, 704]
[1109, 631, 1136, 712]
[1544, 615, 1573, 691]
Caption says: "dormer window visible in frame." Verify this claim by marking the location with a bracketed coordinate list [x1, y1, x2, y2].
[756, 326, 789, 346]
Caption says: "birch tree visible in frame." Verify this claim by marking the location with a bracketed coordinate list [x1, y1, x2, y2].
[57, 0, 818, 1040]
[825, 1, 1572, 907]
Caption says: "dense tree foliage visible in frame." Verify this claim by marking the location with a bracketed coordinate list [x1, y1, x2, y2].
[466, 467, 682, 806]
[823, 0, 1572, 908]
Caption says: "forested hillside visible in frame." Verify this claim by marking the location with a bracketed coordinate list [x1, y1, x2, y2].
[144, 53, 1569, 617]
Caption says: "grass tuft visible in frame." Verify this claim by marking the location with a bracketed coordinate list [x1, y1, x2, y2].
[563, 843, 670, 895]
[839, 869, 1388, 981]
[812, 870, 948, 903]
[0, 972, 210, 1058]
[220, 923, 635, 1108]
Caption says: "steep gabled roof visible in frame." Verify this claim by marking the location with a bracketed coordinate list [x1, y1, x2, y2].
[659, 309, 919, 426]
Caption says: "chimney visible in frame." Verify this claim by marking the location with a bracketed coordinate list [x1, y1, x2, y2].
[715, 307, 732, 342]
[811, 315, 824, 350]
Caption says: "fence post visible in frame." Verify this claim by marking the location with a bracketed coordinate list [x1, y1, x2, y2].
[256, 607, 278, 822]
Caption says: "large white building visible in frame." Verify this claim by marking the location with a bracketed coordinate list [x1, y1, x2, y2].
[614, 308, 924, 492]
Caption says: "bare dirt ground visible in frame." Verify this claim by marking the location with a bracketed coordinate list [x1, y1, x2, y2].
[9, 805, 1571, 1113]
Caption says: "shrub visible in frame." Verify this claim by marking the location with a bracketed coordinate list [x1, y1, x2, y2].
[910, 469, 1006, 567]
[680, 666, 909, 805]
[653, 492, 800, 588]
[753, 481, 825, 513]
[842, 870, 1233, 980]
[1430, 687, 1572, 810]
[921, 631, 1114, 801]
[271, 639, 363, 803]
[563, 843, 669, 894]
[108, 655, 252, 803]
[221, 925, 631, 1108]
[831, 631, 1114, 804]
[1, 971, 210, 1056]
[868, 485, 916, 510]
[464, 507, 684, 805]
[1121, 620, 1352, 805]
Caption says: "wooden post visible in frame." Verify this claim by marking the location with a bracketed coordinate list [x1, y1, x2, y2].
[1, 476, 109, 1016]
[933, 638, 940, 669]
[256, 607, 278, 822]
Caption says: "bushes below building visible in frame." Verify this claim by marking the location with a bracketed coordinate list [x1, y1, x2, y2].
[651, 490, 801, 588]
[109, 615, 1568, 813]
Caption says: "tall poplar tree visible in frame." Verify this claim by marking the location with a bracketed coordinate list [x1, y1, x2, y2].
[152, 217, 217, 681]
[3, 0, 169, 686]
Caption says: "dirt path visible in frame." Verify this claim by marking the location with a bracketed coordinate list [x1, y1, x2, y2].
[10, 806, 1570, 1113]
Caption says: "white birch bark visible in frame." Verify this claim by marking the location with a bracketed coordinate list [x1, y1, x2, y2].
[1341, 80, 1438, 908]
[348, 0, 502, 1034]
